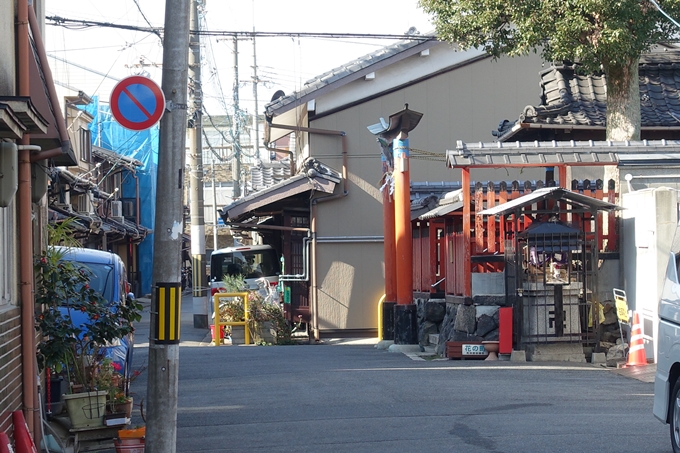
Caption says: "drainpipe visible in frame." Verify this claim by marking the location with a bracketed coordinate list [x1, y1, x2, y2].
[18, 0, 37, 439]
[264, 143, 295, 176]
[132, 172, 141, 228]
[26, 5, 72, 163]
[225, 222, 312, 280]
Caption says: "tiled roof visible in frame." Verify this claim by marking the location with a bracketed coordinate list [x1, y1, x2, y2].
[249, 160, 292, 192]
[495, 51, 680, 141]
[447, 139, 680, 167]
[265, 33, 437, 115]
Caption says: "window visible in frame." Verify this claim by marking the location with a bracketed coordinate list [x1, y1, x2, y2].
[79, 127, 92, 163]
[0, 204, 15, 307]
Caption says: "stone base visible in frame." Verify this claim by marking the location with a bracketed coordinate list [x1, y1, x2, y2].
[388, 344, 422, 354]
[525, 343, 586, 362]
[375, 340, 393, 350]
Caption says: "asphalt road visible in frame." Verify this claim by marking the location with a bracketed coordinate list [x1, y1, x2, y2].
[125, 295, 671, 453]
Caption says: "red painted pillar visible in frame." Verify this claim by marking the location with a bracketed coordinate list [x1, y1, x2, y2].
[462, 167, 471, 297]
[394, 132, 413, 305]
[393, 132, 417, 344]
[383, 157, 397, 304]
[499, 307, 513, 354]
[382, 145, 397, 341]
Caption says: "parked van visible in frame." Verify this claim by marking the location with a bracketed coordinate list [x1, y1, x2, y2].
[653, 241, 680, 452]
[53, 246, 136, 381]
[209, 245, 281, 295]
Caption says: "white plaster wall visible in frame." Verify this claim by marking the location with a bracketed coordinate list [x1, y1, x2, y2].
[0, 0, 15, 95]
[622, 187, 678, 362]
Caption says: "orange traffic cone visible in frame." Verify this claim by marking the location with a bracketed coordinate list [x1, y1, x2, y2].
[624, 312, 647, 367]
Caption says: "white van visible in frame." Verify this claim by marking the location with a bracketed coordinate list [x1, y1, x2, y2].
[653, 246, 680, 452]
[209, 245, 281, 296]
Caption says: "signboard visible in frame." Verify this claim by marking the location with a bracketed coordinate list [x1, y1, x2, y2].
[110, 76, 165, 131]
[446, 341, 488, 359]
[462, 344, 487, 356]
[613, 288, 629, 323]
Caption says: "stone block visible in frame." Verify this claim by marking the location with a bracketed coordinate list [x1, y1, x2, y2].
[510, 350, 527, 362]
[419, 321, 439, 345]
[525, 344, 586, 362]
[454, 304, 476, 334]
[476, 305, 499, 318]
[591, 352, 606, 364]
[475, 314, 497, 337]
[424, 301, 446, 323]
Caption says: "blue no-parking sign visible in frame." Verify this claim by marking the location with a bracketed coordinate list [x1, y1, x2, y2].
[110, 76, 165, 131]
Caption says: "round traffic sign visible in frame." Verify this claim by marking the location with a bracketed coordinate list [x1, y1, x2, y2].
[110, 76, 165, 131]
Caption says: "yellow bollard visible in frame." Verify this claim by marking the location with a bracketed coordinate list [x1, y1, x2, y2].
[377, 294, 386, 340]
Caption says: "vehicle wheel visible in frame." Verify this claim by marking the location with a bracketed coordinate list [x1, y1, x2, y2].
[671, 379, 680, 453]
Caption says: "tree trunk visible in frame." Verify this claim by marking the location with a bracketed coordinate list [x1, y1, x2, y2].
[604, 57, 641, 141]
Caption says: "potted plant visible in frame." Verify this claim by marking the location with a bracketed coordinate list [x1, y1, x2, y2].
[215, 274, 293, 345]
[34, 246, 141, 429]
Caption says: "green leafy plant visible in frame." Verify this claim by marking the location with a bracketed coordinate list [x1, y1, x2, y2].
[217, 274, 293, 344]
[34, 247, 141, 393]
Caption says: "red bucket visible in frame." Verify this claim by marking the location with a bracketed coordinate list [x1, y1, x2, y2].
[210, 324, 225, 339]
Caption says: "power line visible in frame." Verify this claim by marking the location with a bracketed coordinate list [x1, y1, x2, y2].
[46, 16, 433, 41]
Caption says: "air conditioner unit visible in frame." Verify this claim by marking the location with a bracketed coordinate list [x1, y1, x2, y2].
[123, 201, 135, 218]
[111, 200, 123, 218]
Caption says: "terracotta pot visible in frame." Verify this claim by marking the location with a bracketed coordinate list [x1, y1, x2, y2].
[110, 398, 133, 418]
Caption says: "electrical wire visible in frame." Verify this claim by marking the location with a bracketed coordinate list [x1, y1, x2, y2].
[132, 0, 163, 41]
[649, 0, 680, 30]
[46, 16, 434, 42]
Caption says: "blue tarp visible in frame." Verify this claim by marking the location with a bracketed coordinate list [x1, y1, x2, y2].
[84, 96, 158, 296]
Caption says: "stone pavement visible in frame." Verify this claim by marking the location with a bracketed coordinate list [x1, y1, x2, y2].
[609, 362, 657, 383]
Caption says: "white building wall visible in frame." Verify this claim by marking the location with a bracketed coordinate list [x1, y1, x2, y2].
[622, 187, 678, 363]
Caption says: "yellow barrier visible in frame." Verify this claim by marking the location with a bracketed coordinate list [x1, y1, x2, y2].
[377, 294, 386, 340]
[212, 292, 251, 346]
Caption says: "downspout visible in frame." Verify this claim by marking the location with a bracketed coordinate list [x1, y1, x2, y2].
[18, 0, 37, 438]
[225, 222, 311, 280]
[264, 143, 295, 176]
[133, 171, 141, 228]
[26, 5, 71, 163]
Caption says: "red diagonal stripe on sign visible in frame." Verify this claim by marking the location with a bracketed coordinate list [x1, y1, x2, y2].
[122, 86, 153, 119]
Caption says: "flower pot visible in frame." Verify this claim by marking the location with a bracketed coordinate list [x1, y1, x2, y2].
[114, 437, 145, 453]
[63, 390, 108, 429]
[110, 398, 133, 418]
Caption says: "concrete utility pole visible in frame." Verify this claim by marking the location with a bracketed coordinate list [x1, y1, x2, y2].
[146, 0, 190, 451]
[232, 36, 241, 198]
[252, 30, 260, 160]
[188, 0, 209, 329]
[212, 160, 218, 251]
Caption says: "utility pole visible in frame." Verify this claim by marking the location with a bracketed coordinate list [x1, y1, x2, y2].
[252, 30, 260, 160]
[146, 0, 190, 451]
[232, 36, 241, 198]
[212, 160, 218, 251]
[188, 0, 208, 329]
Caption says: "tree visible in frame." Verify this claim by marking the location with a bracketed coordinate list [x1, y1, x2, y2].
[419, 0, 680, 140]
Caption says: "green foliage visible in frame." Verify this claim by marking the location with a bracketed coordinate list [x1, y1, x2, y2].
[46, 218, 82, 247]
[34, 247, 142, 392]
[216, 275, 293, 344]
[419, 0, 680, 74]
